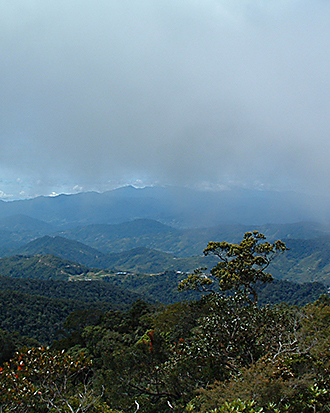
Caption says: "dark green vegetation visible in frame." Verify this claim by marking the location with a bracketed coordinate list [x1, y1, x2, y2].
[1, 287, 330, 411]
[1, 230, 330, 412]
[104, 270, 327, 306]
[0, 254, 91, 280]
[0, 275, 141, 307]
[0, 253, 326, 307]
[0, 276, 141, 344]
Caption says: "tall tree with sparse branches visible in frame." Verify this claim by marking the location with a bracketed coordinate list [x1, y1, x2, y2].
[179, 231, 287, 303]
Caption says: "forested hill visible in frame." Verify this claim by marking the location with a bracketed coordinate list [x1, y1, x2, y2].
[5, 232, 330, 284]
[12, 235, 110, 268]
[0, 275, 143, 343]
[0, 275, 142, 307]
[2, 212, 330, 283]
[0, 289, 95, 344]
[7, 237, 218, 274]
[104, 270, 327, 306]
[0, 254, 91, 280]
[270, 235, 330, 285]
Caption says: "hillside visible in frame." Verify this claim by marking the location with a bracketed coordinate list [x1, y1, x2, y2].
[0, 214, 55, 234]
[57, 219, 182, 254]
[6, 231, 330, 282]
[0, 288, 131, 344]
[9, 236, 218, 274]
[12, 236, 111, 269]
[0, 215, 59, 256]
[3, 215, 330, 282]
[0, 275, 144, 344]
[0, 250, 326, 307]
[102, 247, 217, 273]
[57, 219, 330, 257]
[104, 270, 327, 306]
[0, 254, 91, 280]
[270, 235, 330, 285]
[0, 275, 142, 308]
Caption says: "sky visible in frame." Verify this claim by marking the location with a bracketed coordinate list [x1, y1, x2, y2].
[1, 0, 330, 199]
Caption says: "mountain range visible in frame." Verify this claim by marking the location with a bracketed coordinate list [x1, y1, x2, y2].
[0, 217, 330, 285]
[0, 186, 329, 285]
[1, 186, 330, 352]
[0, 185, 329, 228]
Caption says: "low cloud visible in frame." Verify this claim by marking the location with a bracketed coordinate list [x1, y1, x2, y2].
[1, 1, 330, 197]
[0, 190, 13, 199]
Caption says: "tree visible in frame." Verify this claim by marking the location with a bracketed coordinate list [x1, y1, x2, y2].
[179, 231, 287, 303]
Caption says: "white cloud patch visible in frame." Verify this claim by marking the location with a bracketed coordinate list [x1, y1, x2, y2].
[0, 190, 13, 199]
[73, 185, 83, 193]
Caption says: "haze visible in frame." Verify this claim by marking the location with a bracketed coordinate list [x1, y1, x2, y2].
[1, 0, 330, 199]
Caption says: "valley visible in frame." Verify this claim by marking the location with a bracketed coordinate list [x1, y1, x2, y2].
[1, 187, 330, 412]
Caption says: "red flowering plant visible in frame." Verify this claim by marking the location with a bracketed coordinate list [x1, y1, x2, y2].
[0, 346, 98, 412]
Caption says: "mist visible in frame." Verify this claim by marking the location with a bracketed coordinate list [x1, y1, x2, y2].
[1, 0, 330, 198]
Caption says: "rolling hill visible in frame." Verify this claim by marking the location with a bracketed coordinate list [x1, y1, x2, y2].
[56, 219, 330, 257]
[7, 236, 218, 274]
[0, 254, 92, 280]
[5, 229, 330, 283]
[270, 236, 330, 285]
[2, 212, 330, 283]
[12, 235, 111, 268]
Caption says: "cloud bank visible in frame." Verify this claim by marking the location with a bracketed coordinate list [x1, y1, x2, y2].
[1, 0, 330, 197]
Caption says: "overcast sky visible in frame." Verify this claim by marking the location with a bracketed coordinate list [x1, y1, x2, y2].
[1, 0, 330, 199]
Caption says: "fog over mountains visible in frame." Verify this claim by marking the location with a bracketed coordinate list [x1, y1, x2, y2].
[0, 186, 328, 228]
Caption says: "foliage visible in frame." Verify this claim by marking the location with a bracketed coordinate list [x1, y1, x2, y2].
[0, 289, 117, 344]
[0, 274, 140, 309]
[0, 274, 143, 344]
[256, 279, 327, 306]
[189, 295, 330, 413]
[0, 346, 115, 412]
[1, 230, 330, 413]
[0, 254, 90, 280]
[0, 329, 38, 366]
[104, 270, 326, 306]
[2, 291, 330, 412]
[179, 232, 287, 303]
[104, 270, 204, 304]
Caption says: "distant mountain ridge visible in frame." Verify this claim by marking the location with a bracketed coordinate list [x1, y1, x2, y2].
[1, 215, 329, 258]
[0, 185, 329, 227]
[56, 219, 330, 257]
